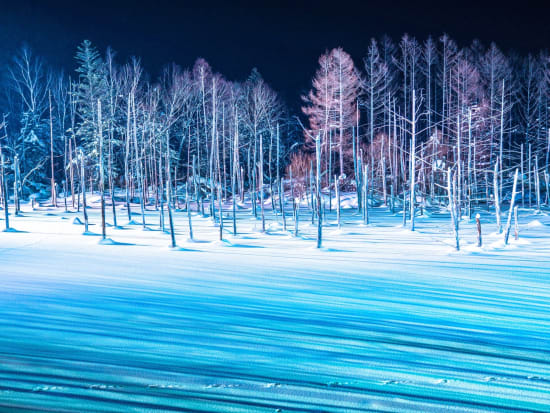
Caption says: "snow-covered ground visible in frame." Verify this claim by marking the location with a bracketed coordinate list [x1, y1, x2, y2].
[0, 196, 549, 412]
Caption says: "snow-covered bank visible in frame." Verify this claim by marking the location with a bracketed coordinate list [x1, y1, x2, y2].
[0, 201, 549, 412]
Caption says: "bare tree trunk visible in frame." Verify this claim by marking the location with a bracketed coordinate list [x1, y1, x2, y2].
[1, 153, 9, 231]
[514, 206, 519, 240]
[14, 155, 20, 216]
[494, 160, 501, 233]
[528, 144, 532, 209]
[276, 123, 281, 214]
[294, 196, 299, 237]
[125, 94, 132, 222]
[457, 114, 462, 218]
[69, 138, 75, 208]
[310, 163, 314, 224]
[354, 134, 361, 212]
[251, 146, 257, 218]
[363, 165, 369, 225]
[269, 129, 275, 212]
[240, 166, 244, 203]
[520, 144, 525, 208]
[259, 134, 265, 232]
[186, 183, 193, 241]
[280, 179, 286, 231]
[498, 80, 505, 204]
[218, 181, 223, 241]
[232, 126, 238, 236]
[335, 175, 341, 230]
[390, 184, 394, 213]
[165, 131, 176, 247]
[447, 167, 459, 251]
[382, 156, 387, 206]
[98, 100, 106, 240]
[504, 169, 519, 245]
[410, 90, 416, 231]
[316, 135, 322, 248]
[49, 91, 56, 207]
[338, 63, 344, 178]
[0, 148, 4, 209]
[108, 124, 117, 228]
[476, 213, 482, 247]
[535, 156, 540, 212]
[63, 135, 68, 213]
[167, 183, 176, 247]
[216, 130, 223, 241]
[402, 188, 407, 227]
[159, 141, 165, 231]
[544, 171, 549, 206]
[131, 94, 146, 228]
[290, 166, 299, 237]
[81, 151, 88, 233]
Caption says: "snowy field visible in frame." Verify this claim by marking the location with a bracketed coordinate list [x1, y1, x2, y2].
[0, 197, 549, 412]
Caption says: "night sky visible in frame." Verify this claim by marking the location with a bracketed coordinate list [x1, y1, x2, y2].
[1, 0, 549, 108]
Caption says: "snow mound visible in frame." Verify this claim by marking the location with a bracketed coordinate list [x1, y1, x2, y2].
[2, 227, 21, 233]
[82, 230, 100, 236]
[526, 220, 544, 228]
[98, 238, 117, 245]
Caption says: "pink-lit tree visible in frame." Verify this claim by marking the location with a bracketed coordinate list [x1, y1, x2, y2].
[302, 47, 361, 178]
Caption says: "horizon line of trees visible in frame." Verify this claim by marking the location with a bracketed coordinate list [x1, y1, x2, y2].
[300, 34, 549, 222]
[0, 39, 294, 217]
[0, 33, 549, 247]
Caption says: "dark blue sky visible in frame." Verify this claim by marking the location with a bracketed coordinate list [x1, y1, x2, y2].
[1, 0, 549, 107]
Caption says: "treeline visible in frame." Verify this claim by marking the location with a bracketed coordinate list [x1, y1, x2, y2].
[0, 40, 293, 218]
[300, 35, 550, 217]
[1, 33, 550, 227]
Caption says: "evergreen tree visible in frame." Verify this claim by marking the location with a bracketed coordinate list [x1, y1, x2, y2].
[74, 40, 106, 157]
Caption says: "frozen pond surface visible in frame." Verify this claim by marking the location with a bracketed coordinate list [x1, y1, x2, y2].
[0, 199, 549, 412]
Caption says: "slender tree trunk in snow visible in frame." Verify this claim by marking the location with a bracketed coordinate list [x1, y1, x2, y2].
[98, 100, 106, 240]
[447, 167, 460, 251]
[520, 143, 525, 208]
[544, 171, 549, 206]
[504, 169, 519, 245]
[316, 135, 322, 248]
[80, 151, 88, 233]
[494, 160, 501, 233]
[280, 178, 286, 231]
[1, 154, 9, 231]
[125, 94, 132, 222]
[514, 206, 519, 240]
[335, 175, 341, 230]
[535, 157, 540, 212]
[363, 165, 369, 225]
[410, 90, 416, 231]
[186, 184, 193, 241]
[131, 94, 146, 228]
[259, 134, 265, 232]
[49, 91, 56, 207]
[166, 133, 176, 248]
[476, 213, 482, 247]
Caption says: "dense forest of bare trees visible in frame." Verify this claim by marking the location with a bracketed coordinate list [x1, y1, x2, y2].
[297, 35, 549, 247]
[0, 34, 549, 248]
